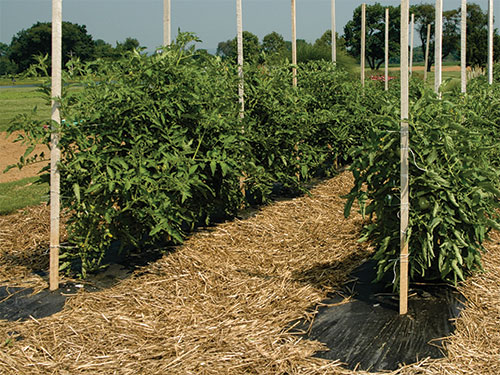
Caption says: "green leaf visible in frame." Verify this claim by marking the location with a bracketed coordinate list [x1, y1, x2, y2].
[73, 183, 81, 204]
[210, 160, 217, 176]
[344, 196, 355, 218]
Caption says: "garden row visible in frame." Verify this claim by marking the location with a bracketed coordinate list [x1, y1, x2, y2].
[9, 34, 500, 287]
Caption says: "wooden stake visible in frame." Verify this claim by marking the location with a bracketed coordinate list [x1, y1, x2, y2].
[236, 0, 244, 118]
[50, 0, 62, 292]
[163, 0, 171, 46]
[361, 3, 366, 87]
[435, 0, 443, 94]
[385, 8, 389, 91]
[236, 0, 246, 196]
[424, 24, 431, 82]
[461, 0, 467, 93]
[291, 0, 297, 87]
[410, 13, 415, 75]
[488, 0, 493, 85]
[400, 0, 410, 316]
[331, 0, 336, 63]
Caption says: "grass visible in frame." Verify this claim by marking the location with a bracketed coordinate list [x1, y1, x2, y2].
[0, 176, 49, 215]
[0, 77, 46, 86]
[0, 87, 51, 132]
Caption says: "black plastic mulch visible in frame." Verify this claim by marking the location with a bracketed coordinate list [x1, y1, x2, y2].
[295, 261, 465, 372]
[0, 283, 82, 322]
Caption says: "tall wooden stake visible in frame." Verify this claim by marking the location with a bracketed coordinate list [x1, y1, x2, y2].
[50, 0, 62, 292]
[424, 24, 431, 82]
[410, 13, 415, 75]
[461, 0, 467, 93]
[488, 0, 493, 85]
[435, 0, 443, 94]
[331, 0, 336, 63]
[163, 0, 171, 46]
[385, 8, 389, 91]
[237, 0, 244, 118]
[400, 0, 410, 316]
[361, 3, 366, 87]
[291, 0, 297, 87]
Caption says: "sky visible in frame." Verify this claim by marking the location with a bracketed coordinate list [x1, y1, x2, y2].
[0, 0, 498, 53]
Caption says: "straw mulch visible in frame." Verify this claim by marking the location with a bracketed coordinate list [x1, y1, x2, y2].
[0, 205, 57, 291]
[0, 171, 499, 374]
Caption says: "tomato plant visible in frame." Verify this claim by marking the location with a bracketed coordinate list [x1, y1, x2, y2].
[345, 83, 500, 287]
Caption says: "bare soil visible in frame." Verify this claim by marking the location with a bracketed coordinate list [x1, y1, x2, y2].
[0, 132, 48, 183]
[390, 65, 462, 72]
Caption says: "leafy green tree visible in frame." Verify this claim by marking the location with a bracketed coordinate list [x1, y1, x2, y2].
[116, 37, 140, 54]
[216, 31, 260, 61]
[9, 21, 95, 72]
[261, 32, 286, 56]
[94, 39, 115, 59]
[343, 3, 400, 70]
[412, 3, 471, 71]
[0, 42, 8, 57]
[93, 37, 142, 60]
[465, 3, 500, 67]
[0, 42, 17, 75]
[314, 30, 347, 55]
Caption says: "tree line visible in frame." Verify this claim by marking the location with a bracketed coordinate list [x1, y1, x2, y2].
[0, 21, 140, 75]
[216, 2, 500, 70]
[1, 2, 499, 76]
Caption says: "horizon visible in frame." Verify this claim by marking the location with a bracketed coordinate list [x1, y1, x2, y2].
[1, 0, 497, 53]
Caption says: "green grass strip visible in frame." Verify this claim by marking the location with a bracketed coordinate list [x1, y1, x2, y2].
[0, 87, 50, 132]
[0, 176, 49, 215]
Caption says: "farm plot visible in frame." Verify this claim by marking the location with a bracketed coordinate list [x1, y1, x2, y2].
[0, 171, 500, 374]
[2, 39, 500, 373]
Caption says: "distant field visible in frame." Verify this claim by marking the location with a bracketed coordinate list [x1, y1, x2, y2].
[0, 77, 46, 86]
[0, 87, 50, 132]
[365, 64, 462, 91]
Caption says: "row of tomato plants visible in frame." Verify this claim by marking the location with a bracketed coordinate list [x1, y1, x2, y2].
[9, 33, 500, 286]
[10, 34, 387, 275]
[345, 75, 500, 287]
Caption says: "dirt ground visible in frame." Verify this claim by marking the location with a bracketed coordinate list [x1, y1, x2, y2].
[390, 65, 462, 72]
[0, 131, 48, 183]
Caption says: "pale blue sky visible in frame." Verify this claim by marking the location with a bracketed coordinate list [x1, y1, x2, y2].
[0, 0, 497, 52]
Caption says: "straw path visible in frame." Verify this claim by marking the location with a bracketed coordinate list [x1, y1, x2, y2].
[0, 171, 499, 374]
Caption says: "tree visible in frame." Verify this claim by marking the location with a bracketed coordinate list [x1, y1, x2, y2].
[261, 31, 286, 56]
[9, 21, 95, 72]
[412, 3, 464, 71]
[0, 42, 9, 57]
[94, 39, 115, 59]
[0, 42, 17, 75]
[314, 30, 347, 52]
[116, 37, 140, 54]
[465, 3, 500, 67]
[343, 3, 401, 70]
[216, 31, 260, 61]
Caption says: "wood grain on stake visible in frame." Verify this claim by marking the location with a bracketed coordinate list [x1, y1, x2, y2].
[410, 13, 415, 75]
[400, 0, 409, 316]
[385, 8, 389, 91]
[291, 0, 297, 87]
[424, 24, 431, 82]
[461, 0, 467, 93]
[361, 3, 366, 87]
[237, 0, 245, 194]
[331, 0, 336, 63]
[435, 0, 443, 93]
[488, 0, 493, 85]
[50, 0, 62, 291]
[237, 0, 244, 117]
[163, 0, 171, 46]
